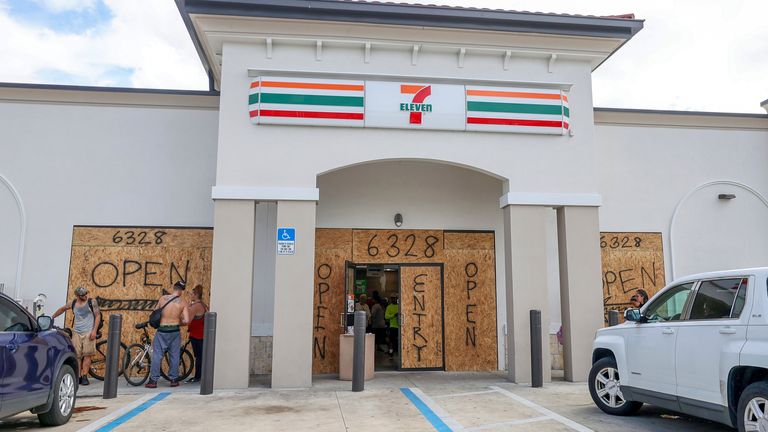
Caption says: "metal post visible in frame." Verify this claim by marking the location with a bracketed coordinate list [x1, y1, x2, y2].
[200, 312, 217, 395]
[352, 310, 366, 392]
[530, 310, 543, 388]
[608, 310, 620, 327]
[103, 314, 122, 399]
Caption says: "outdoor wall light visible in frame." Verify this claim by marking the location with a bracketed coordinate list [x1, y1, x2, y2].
[718, 194, 736, 200]
[394, 213, 403, 227]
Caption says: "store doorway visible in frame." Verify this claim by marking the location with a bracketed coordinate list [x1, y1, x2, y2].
[345, 263, 401, 370]
[344, 262, 445, 371]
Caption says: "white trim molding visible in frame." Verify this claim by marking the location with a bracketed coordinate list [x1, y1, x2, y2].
[499, 192, 602, 208]
[0, 173, 26, 300]
[669, 180, 768, 280]
[212, 186, 320, 201]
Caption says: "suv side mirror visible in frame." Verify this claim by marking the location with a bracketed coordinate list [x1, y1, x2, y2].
[624, 309, 642, 322]
[37, 315, 53, 331]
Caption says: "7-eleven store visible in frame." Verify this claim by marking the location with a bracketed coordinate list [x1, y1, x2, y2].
[179, 0, 641, 389]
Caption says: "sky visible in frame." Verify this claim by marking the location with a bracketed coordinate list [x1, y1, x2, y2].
[0, 0, 766, 113]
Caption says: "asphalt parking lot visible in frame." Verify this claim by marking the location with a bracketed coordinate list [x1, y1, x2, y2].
[0, 372, 734, 431]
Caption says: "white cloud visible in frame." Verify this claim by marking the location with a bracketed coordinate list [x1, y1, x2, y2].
[34, 0, 98, 13]
[0, 0, 208, 89]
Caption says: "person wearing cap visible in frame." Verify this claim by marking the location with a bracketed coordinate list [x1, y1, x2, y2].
[146, 280, 190, 388]
[52, 286, 100, 386]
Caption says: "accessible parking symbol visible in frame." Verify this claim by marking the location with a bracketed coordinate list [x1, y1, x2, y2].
[277, 227, 296, 255]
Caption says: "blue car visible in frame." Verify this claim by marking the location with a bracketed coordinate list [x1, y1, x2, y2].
[0, 292, 78, 426]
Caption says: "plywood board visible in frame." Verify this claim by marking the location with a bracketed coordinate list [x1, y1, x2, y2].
[400, 266, 444, 369]
[352, 230, 444, 263]
[66, 226, 212, 350]
[600, 232, 666, 324]
[443, 232, 497, 371]
[444, 231, 494, 251]
[312, 229, 352, 374]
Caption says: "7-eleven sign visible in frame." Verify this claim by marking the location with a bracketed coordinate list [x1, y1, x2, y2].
[399, 84, 433, 124]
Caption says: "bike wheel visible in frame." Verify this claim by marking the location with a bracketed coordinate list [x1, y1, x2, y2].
[90, 341, 127, 381]
[160, 349, 194, 381]
[123, 344, 150, 386]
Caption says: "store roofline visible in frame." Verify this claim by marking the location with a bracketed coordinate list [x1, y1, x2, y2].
[594, 107, 768, 119]
[0, 82, 219, 96]
[175, 0, 644, 91]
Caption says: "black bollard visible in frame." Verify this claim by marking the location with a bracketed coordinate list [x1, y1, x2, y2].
[530, 310, 543, 388]
[103, 314, 122, 399]
[200, 312, 217, 395]
[608, 310, 620, 327]
[352, 310, 366, 392]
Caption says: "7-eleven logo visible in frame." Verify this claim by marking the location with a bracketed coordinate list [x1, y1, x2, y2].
[399, 84, 433, 124]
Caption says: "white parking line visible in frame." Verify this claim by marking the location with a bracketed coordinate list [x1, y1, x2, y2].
[433, 390, 498, 399]
[489, 386, 594, 432]
[76, 393, 167, 432]
[408, 387, 466, 431]
[465, 416, 550, 431]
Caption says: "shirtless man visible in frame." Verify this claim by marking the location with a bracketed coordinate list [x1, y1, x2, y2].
[146, 280, 190, 388]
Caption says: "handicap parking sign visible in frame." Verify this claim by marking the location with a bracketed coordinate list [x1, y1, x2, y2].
[277, 227, 296, 255]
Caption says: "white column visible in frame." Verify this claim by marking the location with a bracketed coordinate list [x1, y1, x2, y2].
[271, 200, 316, 388]
[210, 200, 255, 389]
[503, 205, 552, 383]
[556, 206, 603, 382]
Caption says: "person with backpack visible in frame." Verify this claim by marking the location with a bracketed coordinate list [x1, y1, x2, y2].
[145, 280, 190, 388]
[51, 286, 101, 386]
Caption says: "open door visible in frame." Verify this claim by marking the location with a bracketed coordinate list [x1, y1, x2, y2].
[343, 261, 356, 333]
[399, 264, 444, 370]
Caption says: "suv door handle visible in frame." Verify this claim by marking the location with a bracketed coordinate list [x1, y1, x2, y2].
[719, 328, 737, 335]
[662, 328, 674, 335]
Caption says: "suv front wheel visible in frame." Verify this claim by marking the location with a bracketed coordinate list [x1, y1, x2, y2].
[588, 357, 642, 416]
[37, 364, 76, 426]
[737, 381, 768, 432]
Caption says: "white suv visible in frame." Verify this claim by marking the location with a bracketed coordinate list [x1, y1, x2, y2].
[590, 268, 768, 432]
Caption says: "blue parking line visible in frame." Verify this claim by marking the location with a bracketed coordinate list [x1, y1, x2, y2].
[400, 388, 452, 432]
[95, 392, 171, 432]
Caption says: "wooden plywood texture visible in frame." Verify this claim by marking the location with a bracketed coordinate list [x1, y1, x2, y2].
[443, 232, 497, 371]
[67, 226, 212, 348]
[600, 232, 666, 323]
[312, 229, 352, 374]
[444, 231, 494, 251]
[352, 230, 444, 263]
[400, 266, 444, 369]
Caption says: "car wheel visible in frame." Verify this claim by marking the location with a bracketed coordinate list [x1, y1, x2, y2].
[37, 364, 76, 426]
[588, 357, 642, 416]
[737, 381, 768, 432]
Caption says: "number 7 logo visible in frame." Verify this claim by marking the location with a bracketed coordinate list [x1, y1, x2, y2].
[400, 85, 432, 124]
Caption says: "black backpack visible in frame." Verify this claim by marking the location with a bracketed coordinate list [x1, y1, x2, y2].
[71, 298, 104, 337]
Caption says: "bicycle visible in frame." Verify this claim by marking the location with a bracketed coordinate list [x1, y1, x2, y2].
[122, 322, 194, 386]
[89, 337, 128, 381]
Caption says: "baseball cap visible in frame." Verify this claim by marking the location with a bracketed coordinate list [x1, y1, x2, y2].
[75, 286, 88, 296]
[173, 280, 187, 290]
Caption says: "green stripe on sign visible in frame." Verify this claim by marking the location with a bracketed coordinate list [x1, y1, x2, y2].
[248, 93, 259, 105]
[260, 93, 364, 107]
[467, 101, 569, 117]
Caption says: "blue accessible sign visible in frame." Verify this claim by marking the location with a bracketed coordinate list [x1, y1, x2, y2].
[277, 227, 296, 255]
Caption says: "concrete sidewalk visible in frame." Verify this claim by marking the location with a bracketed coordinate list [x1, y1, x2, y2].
[0, 372, 732, 431]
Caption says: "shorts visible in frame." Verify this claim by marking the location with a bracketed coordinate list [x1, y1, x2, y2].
[72, 331, 96, 359]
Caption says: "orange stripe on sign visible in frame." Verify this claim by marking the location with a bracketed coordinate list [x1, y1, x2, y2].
[250, 81, 260, 89]
[261, 81, 364, 91]
[466, 89, 562, 100]
[400, 85, 426, 94]
[562, 95, 569, 103]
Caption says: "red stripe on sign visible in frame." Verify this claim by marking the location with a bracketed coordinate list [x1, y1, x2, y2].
[467, 117, 565, 128]
[256, 110, 364, 120]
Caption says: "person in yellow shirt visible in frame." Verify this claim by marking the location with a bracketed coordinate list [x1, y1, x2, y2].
[384, 295, 399, 359]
